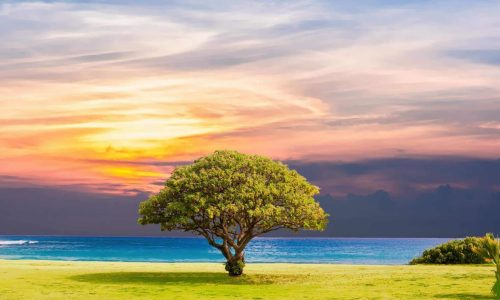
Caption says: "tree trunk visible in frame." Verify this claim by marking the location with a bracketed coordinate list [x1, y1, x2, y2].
[225, 253, 245, 276]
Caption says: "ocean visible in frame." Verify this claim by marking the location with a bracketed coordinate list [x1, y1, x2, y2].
[0, 236, 449, 265]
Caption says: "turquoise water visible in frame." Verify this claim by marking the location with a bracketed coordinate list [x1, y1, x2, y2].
[0, 236, 449, 265]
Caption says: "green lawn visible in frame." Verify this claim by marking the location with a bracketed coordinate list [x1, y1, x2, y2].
[0, 259, 495, 299]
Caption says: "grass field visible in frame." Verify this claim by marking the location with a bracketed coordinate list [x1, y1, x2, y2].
[0, 259, 496, 299]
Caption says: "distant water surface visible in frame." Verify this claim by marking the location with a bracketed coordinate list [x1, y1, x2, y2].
[0, 236, 450, 265]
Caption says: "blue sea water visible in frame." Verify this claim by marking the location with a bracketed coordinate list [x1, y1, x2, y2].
[0, 236, 450, 265]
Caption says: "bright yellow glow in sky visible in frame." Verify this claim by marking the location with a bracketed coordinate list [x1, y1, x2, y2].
[1, 1, 499, 194]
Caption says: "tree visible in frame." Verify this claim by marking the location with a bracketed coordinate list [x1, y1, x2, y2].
[138, 150, 328, 276]
[473, 233, 500, 298]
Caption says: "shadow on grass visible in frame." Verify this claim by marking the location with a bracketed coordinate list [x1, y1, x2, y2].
[70, 272, 285, 286]
[435, 293, 494, 299]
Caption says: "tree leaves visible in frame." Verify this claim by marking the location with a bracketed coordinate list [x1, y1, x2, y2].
[138, 150, 328, 272]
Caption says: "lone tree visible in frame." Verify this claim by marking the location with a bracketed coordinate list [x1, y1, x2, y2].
[138, 150, 328, 276]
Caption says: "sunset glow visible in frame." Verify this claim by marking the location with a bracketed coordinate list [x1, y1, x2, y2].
[1, 1, 499, 194]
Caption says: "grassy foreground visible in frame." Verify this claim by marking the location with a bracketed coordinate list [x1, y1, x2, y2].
[0, 260, 495, 299]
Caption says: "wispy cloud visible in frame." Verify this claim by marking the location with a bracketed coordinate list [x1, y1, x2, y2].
[1, 0, 499, 193]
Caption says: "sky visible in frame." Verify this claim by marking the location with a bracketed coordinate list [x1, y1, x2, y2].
[0, 1, 500, 236]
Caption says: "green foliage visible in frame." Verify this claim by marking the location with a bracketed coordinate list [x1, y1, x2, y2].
[138, 150, 328, 276]
[410, 237, 485, 265]
[473, 233, 500, 298]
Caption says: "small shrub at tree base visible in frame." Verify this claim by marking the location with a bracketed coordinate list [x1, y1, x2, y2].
[410, 237, 485, 265]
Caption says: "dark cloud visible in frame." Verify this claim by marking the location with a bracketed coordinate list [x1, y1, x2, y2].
[0, 175, 39, 188]
[310, 186, 500, 237]
[448, 49, 500, 65]
[0, 175, 25, 181]
[123, 41, 293, 71]
[1, 157, 499, 237]
[288, 157, 500, 195]
[0, 187, 165, 236]
[70, 51, 135, 63]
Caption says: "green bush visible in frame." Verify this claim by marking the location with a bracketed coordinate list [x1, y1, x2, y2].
[410, 237, 485, 264]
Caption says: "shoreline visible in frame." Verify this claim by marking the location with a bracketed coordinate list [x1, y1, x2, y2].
[0, 234, 458, 239]
[0, 259, 407, 267]
[0, 258, 490, 267]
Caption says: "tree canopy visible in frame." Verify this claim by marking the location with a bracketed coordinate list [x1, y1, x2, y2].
[138, 150, 328, 275]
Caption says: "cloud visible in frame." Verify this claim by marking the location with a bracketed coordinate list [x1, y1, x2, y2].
[448, 49, 500, 66]
[1, 1, 500, 192]
[0, 186, 157, 236]
[314, 186, 500, 237]
[289, 157, 500, 195]
[2, 165, 499, 237]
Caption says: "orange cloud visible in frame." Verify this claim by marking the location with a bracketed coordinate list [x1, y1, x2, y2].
[1, 1, 499, 194]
